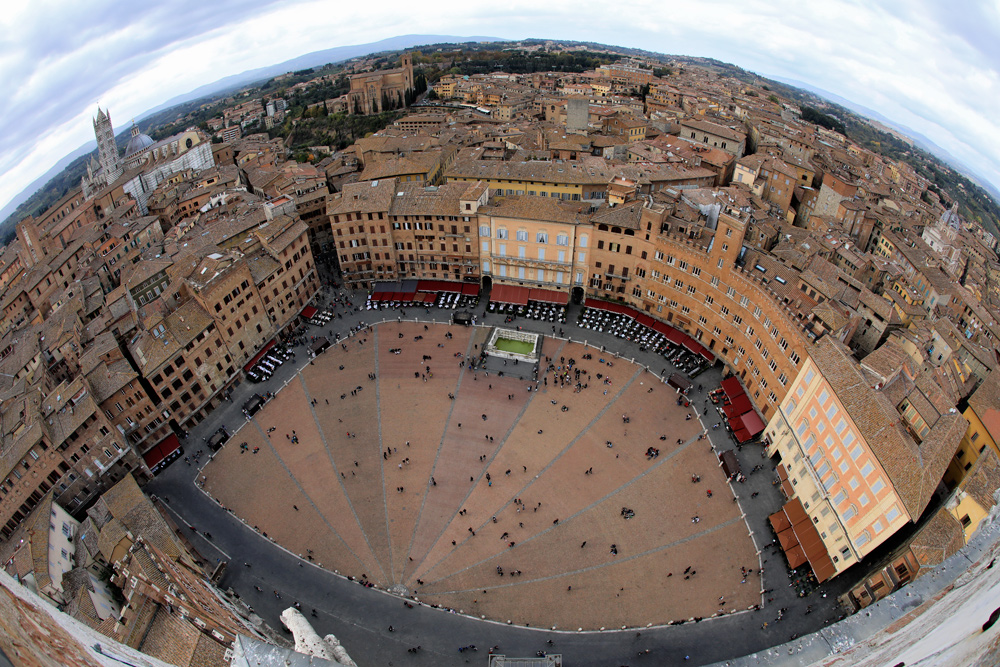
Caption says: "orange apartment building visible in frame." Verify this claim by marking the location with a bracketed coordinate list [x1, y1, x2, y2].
[328, 179, 489, 290]
[764, 337, 966, 581]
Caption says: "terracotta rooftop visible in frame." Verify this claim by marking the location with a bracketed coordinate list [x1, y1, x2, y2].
[447, 158, 614, 185]
[679, 118, 746, 143]
[480, 195, 589, 225]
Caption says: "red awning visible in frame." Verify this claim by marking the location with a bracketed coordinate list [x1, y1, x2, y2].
[654, 323, 686, 345]
[733, 425, 753, 443]
[728, 394, 754, 415]
[720, 377, 746, 401]
[301, 305, 318, 319]
[417, 280, 462, 294]
[785, 543, 809, 569]
[722, 394, 753, 419]
[769, 508, 791, 533]
[635, 313, 656, 328]
[143, 433, 181, 471]
[512, 286, 530, 306]
[739, 410, 766, 437]
[681, 334, 712, 360]
[776, 525, 799, 551]
[584, 298, 632, 315]
[774, 498, 838, 582]
[528, 288, 569, 304]
[492, 285, 530, 306]
[244, 340, 277, 371]
[401, 293, 416, 302]
[462, 283, 479, 296]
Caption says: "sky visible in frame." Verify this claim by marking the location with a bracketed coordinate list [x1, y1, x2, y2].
[2, 0, 999, 217]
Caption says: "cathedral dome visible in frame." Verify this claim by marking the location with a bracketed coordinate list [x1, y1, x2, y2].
[125, 131, 154, 157]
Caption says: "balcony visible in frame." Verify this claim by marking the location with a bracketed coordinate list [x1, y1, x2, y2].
[498, 256, 573, 271]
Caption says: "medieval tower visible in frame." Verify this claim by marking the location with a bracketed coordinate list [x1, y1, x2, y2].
[94, 107, 123, 185]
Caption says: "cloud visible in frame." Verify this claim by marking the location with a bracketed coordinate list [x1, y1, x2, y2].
[1, 0, 998, 215]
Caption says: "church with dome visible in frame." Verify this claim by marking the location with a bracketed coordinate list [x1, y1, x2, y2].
[81, 107, 214, 213]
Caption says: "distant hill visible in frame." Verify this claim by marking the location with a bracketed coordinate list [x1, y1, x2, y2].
[147, 34, 505, 115]
[0, 34, 505, 237]
[4, 35, 999, 243]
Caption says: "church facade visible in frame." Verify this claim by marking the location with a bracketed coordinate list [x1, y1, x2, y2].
[347, 54, 414, 115]
[922, 203, 963, 275]
[81, 108, 214, 215]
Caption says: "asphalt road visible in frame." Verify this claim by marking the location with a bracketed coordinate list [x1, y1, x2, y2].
[147, 283, 852, 666]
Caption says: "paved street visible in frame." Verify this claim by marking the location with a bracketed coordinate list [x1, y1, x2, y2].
[147, 283, 851, 666]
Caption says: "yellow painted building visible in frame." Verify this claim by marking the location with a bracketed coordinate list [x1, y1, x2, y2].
[476, 196, 588, 292]
[874, 233, 896, 260]
[944, 371, 1000, 488]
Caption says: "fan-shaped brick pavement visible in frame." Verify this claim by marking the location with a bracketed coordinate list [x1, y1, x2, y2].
[202, 321, 760, 629]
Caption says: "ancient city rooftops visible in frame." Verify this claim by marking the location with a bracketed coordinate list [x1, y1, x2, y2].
[388, 181, 485, 217]
[88, 475, 181, 561]
[328, 179, 398, 216]
[679, 118, 746, 142]
[479, 194, 591, 224]
[447, 158, 614, 185]
[591, 199, 646, 230]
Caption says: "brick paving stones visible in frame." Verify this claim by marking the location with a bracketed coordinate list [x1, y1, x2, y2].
[202, 322, 760, 629]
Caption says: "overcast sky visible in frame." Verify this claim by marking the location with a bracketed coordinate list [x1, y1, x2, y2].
[2, 0, 999, 216]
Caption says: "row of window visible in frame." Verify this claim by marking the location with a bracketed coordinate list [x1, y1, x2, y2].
[484, 228, 572, 246]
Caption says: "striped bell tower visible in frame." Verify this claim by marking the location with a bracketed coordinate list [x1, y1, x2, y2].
[94, 107, 123, 184]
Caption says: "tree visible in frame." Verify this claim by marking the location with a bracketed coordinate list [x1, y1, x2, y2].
[426, 89, 440, 101]
[801, 106, 846, 135]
